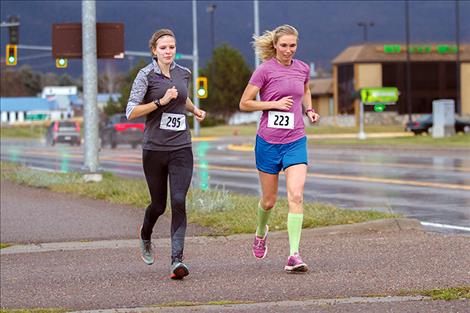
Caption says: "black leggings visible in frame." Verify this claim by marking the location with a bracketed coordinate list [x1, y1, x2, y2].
[141, 148, 193, 262]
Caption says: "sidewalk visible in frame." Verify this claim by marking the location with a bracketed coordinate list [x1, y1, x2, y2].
[1, 180, 469, 312]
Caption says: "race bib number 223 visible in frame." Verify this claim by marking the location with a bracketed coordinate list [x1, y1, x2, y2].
[267, 111, 294, 129]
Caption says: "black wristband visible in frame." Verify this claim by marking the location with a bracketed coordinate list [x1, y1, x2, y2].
[153, 98, 161, 108]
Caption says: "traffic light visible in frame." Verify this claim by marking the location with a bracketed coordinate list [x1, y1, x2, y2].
[7, 16, 19, 44]
[6, 44, 17, 66]
[56, 58, 68, 68]
[196, 76, 208, 99]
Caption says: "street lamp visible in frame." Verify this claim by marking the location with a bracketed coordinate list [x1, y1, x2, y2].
[207, 4, 217, 56]
[206, 4, 217, 92]
[357, 21, 374, 42]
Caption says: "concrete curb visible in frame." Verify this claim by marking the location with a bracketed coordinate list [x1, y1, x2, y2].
[0, 218, 422, 255]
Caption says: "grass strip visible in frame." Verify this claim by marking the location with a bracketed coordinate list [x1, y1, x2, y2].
[1, 161, 399, 236]
[310, 133, 470, 147]
[158, 300, 254, 307]
[0, 125, 47, 139]
[1, 124, 405, 139]
[398, 286, 470, 301]
[0, 243, 13, 249]
[0, 309, 66, 313]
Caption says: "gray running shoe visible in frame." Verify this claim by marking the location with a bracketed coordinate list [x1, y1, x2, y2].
[170, 260, 189, 280]
[139, 227, 154, 265]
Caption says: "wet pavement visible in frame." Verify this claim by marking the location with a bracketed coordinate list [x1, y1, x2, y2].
[1, 137, 469, 234]
[1, 175, 470, 311]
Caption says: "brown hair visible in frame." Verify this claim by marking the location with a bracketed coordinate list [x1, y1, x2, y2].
[149, 29, 176, 55]
[252, 24, 298, 61]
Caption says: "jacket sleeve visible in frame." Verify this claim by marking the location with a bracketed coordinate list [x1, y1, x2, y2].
[126, 70, 148, 120]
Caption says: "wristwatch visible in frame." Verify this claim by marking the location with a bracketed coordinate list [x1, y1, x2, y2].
[305, 108, 315, 116]
[153, 98, 161, 108]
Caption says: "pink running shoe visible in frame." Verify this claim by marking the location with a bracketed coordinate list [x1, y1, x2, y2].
[284, 253, 308, 272]
[252, 225, 268, 259]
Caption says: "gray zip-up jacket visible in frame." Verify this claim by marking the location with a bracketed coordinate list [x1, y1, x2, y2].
[126, 59, 192, 151]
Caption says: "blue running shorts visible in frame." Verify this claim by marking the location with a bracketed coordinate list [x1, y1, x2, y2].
[255, 135, 308, 174]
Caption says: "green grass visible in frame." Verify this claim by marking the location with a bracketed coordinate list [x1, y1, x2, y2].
[198, 123, 405, 137]
[0, 243, 13, 249]
[310, 132, 470, 147]
[398, 286, 470, 301]
[159, 300, 254, 307]
[0, 309, 65, 313]
[1, 125, 47, 139]
[1, 161, 399, 236]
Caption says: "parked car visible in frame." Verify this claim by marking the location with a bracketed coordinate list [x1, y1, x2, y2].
[405, 114, 470, 135]
[46, 120, 81, 146]
[100, 113, 145, 149]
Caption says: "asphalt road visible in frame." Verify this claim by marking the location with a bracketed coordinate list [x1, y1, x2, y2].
[1, 137, 469, 234]
[1, 159, 469, 312]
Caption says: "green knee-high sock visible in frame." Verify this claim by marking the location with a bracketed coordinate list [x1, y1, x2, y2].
[256, 202, 271, 237]
[287, 213, 304, 256]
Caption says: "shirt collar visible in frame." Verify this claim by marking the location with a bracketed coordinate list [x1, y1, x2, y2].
[152, 58, 176, 74]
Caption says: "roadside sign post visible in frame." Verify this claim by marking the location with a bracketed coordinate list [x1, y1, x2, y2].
[432, 99, 455, 138]
[359, 87, 399, 140]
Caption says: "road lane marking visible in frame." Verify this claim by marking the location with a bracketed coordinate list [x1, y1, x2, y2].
[307, 172, 470, 191]
[227, 144, 470, 172]
[202, 164, 470, 191]
[420, 222, 470, 232]
[12, 146, 470, 172]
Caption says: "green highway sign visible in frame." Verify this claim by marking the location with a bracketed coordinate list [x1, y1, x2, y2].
[383, 44, 458, 54]
[26, 113, 48, 121]
[360, 87, 399, 105]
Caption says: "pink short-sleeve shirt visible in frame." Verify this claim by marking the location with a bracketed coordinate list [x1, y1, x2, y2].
[249, 58, 310, 144]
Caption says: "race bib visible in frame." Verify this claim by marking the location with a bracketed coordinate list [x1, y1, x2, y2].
[160, 113, 186, 131]
[267, 111, 294, 129]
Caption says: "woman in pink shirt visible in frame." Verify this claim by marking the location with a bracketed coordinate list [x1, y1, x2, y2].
[240, 24, 320, 272]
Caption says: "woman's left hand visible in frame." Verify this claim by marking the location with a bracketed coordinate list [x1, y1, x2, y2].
[194, 108, 207, 122]
[307, 111, 320, 124]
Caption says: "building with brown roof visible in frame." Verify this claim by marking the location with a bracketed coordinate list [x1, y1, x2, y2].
[331, 43, 470, 116]
[309, 77, 333, 117]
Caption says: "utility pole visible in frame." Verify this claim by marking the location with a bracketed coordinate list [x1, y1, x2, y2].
[82, 0, 101, 180]
[455, 0, 461, 115]
[405, 0, 412, 123]
[192, 0, 200, 136]
[254, 0, 260, 69]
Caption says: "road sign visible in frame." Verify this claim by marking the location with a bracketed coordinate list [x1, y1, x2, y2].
[373, 104, 386, 112]
[360, 87, 399, 105]
[52, 23, 124, 59]
[26, 113, 48, 121]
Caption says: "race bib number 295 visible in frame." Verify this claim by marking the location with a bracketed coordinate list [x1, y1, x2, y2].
[267, 111, 294, 129]
[160, 113, 186, 131]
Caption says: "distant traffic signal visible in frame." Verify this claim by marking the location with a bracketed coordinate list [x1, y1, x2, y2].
[7, 16, 19, 45]
[56, 58, 68, 68]
[196, 76, 208, 99]
[6, 44, 17, 66]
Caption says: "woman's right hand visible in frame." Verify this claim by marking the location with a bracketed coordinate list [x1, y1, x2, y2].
[274, 96, 293, 111]
[160, 86, 178, 105]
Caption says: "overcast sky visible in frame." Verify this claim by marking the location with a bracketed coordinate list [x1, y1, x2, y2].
[1, 0, 468, 76]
